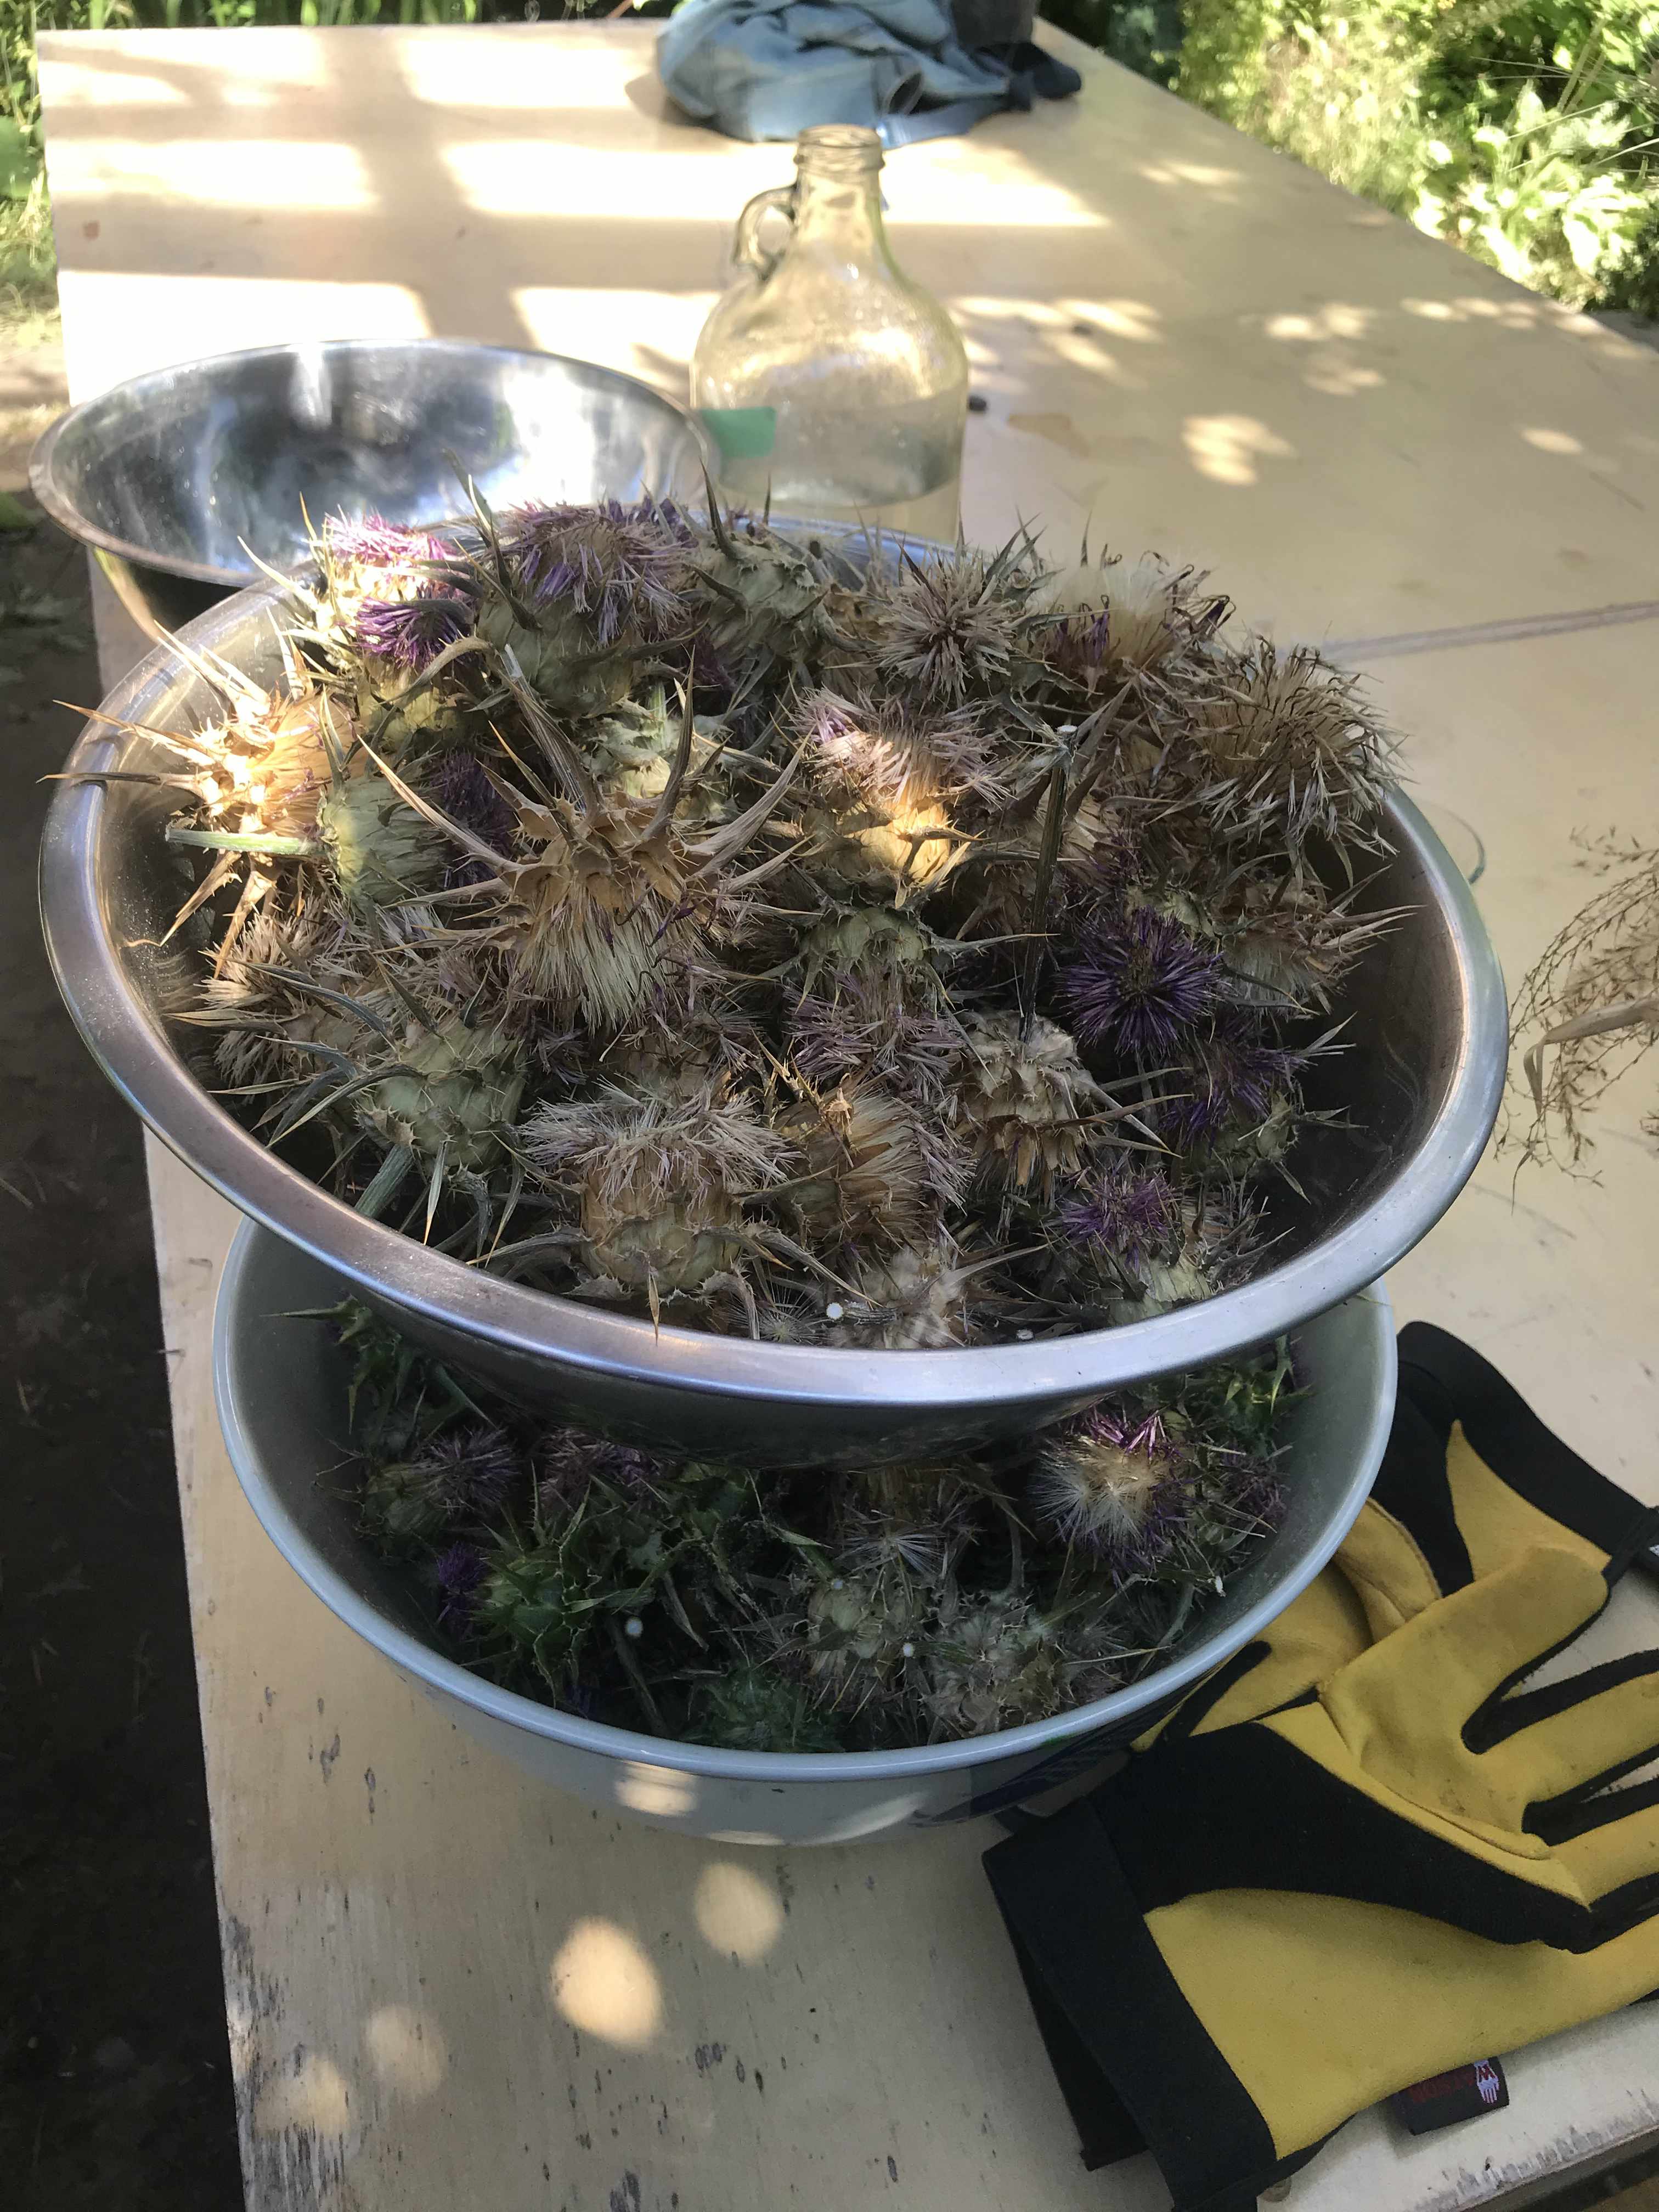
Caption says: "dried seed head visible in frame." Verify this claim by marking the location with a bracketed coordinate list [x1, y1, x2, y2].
[1187, 642, 1395, 858]
[1036, 552, 1227, 683]
[951, 1012, 1106, 1194]
[781, 1083, 967, 1250]
[802, 1568, 922, 1696]
[797, 685, 1003, 809]
[487, 788, 698, 1029]
[523, 1081, 788, 1293]
[862, 540, 1038, 707]
[923, 1589, 1064, 1737]
[841, 1235, 978, 1350]
[1033, 1409, 1187, 1570]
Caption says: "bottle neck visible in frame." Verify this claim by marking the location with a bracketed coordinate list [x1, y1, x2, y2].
[789, 165, 891, 268]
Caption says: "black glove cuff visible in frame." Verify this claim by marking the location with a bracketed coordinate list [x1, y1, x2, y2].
[985, 1796, 1278, 2211]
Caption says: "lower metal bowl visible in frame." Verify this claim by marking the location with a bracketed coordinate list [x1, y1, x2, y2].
[29, 337, 709, 634]
[214, 1221, 1396, 1846]
[41, 538, 1504, 1467]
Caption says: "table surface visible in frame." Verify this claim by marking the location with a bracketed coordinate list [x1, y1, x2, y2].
[37, 22, 1659, 2212]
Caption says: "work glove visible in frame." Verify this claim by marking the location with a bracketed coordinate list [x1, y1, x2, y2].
[986, 1520, 1659, 2210]
[1153, 1322, 1659, 1744]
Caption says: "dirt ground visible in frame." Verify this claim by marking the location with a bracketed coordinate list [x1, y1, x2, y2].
[0, 323, 242, 2209]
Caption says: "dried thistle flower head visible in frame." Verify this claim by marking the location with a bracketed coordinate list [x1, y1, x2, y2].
[788, 979, 960, 1100]
[923, 1589, 1064, 1737]
[481, 783, 701, 1029]
[797, 685, 1002, 809]
[356, 592, 477, 673]
[363, 1424, 522, 1544]
[1033, 1408, 1187, 1570]
[862, 537, 1039, 706]
[781, 1082, 966, 1250]
[1054, 1160, 1183, 1283]
[535, 1426, 661, 1520]
[840, 1234, 980, 1349]
[802, 1566, 923, 1701]
[1187, 642, 1394, 861]
[432, 1540, 487, 1631]
[318, 514, 455, 629]
[1036, 551, 1227, 685]
[502, 499, 691, 648]
[523, 1081, 788, 1295]
[952, 1012, 1106, 1195]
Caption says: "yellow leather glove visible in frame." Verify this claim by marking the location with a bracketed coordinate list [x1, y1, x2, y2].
[988, 1526, 1659, 2211]
[1148, 1322, 1659, 1743]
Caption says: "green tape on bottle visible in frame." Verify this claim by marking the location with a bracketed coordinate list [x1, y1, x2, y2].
[697, 405, 777, 460]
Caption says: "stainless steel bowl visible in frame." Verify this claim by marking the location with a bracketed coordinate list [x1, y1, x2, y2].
[29, 338, 710, 634]
[41, 549, 1506, 1468]
[214, 1220, 1397, 1845]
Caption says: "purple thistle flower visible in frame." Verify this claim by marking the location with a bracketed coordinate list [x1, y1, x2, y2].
[433, 1541, 486, 1630]
[535, 1426, 661, 1520]
[325, 513, 452, 571]
[1060, 907, 1222, 1063]
[1056, 1161, 1181, 1274]
[356, 592, 476, 671]
[408, 1426, 521, 1516]
[1043, 607, 1114, 682]
[789, 983, 958, 1096]
[502, 501, 688, 646]
[1159, 1013, 1302, 1147]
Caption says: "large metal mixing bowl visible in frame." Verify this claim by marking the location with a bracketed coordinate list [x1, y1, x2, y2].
[40, 553, 1506, 1468]
[29, 338, 709, 634]
[215, 1221, 1397, 1846]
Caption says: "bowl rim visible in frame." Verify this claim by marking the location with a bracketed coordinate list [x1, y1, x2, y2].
[27, 334, 708, 590]
[40, 578, 1507, 1413]
[212, 1216, 1397, 1782]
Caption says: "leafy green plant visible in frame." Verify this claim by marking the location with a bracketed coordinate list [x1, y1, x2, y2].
[1410, 31, 1656, 300]
[1146, 0, 1659, 308]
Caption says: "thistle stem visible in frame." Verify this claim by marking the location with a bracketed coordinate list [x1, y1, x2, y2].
[165, 826, 324, 858]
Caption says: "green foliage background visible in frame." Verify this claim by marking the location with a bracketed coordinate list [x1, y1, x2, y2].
[1052, 0, 1659, 309]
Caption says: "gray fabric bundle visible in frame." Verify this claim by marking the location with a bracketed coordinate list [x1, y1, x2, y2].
[657, 0, 1033, 145]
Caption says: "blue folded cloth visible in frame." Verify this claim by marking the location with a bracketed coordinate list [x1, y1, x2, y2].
[657, 0, 1077, 145]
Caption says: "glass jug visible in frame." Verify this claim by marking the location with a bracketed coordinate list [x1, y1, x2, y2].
[691, 125, 969, 541]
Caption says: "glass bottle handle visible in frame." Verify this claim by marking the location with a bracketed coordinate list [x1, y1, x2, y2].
[732, 184, 795, 282]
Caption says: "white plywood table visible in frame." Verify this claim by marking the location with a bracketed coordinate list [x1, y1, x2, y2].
[37, 24, 1659, 2212]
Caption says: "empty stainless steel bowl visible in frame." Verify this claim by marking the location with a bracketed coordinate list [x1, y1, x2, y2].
[40, 544, 1506, 1468]
[214, 1220, 1397, 1844]
[29, 337, 709, 633]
